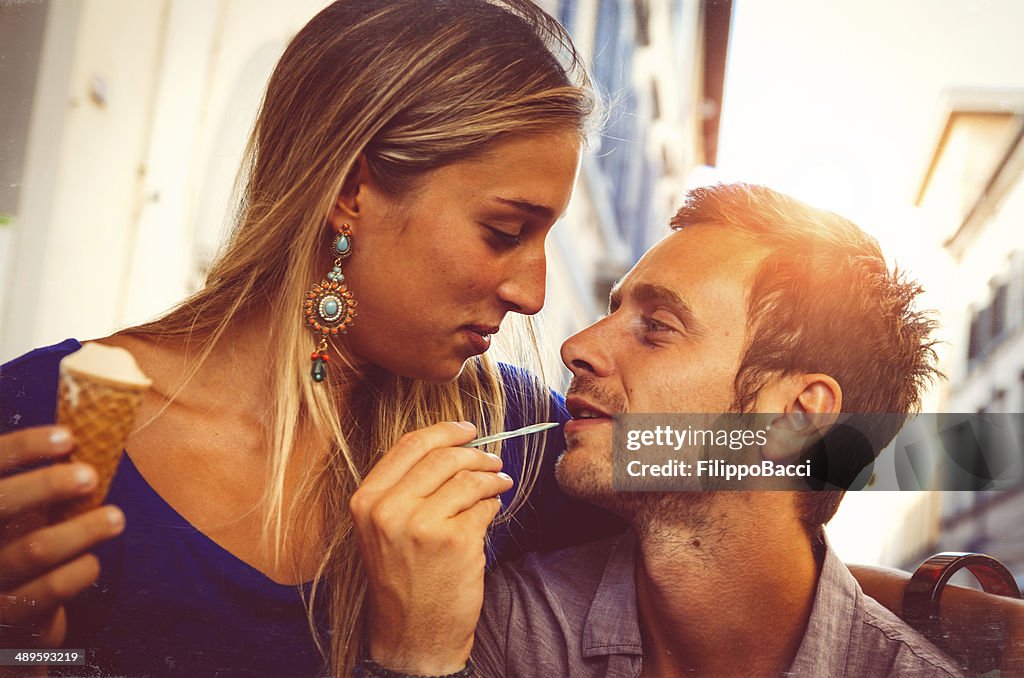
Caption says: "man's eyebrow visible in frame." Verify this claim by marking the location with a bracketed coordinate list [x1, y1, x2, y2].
[493, 197, 556, 221]
[609, 282, 706, 335]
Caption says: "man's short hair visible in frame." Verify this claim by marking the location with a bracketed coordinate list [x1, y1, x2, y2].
[670, 183, 941, 529]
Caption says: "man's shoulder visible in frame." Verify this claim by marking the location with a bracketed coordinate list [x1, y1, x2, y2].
[848, 594, 966, 677]
[797, 541, 966, 678]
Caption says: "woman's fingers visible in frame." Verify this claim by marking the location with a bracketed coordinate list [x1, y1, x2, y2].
[390, 446, 503, 499]
[426, 470, 513, 517]
[354, 449, 507, 538]
[0, 426, 73, 474]
[458, 497, 504, 533]
[0, 506, 124, 589]
[360, 422, 478, 492]
[0, 463, 97, 520]
[0, 553, 100, 628]
[362, 470, 511, 554]
[0, 428, 112, 651]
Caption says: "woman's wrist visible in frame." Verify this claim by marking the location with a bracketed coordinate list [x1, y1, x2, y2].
[353, 657, 475, 678]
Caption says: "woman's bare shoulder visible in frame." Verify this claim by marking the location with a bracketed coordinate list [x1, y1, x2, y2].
[84, 334, 205, 467]
[84, 333, 186, 383]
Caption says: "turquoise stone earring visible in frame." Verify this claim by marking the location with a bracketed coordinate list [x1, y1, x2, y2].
[304, 223, 357, 381]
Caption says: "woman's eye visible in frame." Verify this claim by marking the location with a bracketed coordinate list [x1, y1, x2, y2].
[484, 224, 523, 248]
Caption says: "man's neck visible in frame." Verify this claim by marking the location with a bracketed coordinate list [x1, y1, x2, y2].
[632, 494, 820, 677]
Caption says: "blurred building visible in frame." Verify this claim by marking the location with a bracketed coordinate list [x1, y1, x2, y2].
[900, 88, 1024, 579]
[533, 0, 731, 383]
[0, 0, 731, 380]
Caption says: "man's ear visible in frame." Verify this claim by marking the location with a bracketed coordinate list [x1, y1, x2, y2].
[329, 155, 370, 234]
[760, 374, 843, 463]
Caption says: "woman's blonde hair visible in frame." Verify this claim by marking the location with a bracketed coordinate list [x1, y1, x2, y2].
[127, 0, 594, 674]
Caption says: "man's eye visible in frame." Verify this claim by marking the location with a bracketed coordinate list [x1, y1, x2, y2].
[642, 316, 672, 333]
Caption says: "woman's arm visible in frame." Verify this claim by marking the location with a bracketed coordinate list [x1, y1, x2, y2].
[351, 422, 511, 674]
[851, 563, 1024, 674]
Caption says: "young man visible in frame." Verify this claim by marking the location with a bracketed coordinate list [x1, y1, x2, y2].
[469, 183, 961, 676]
[354, 184, 975, 677]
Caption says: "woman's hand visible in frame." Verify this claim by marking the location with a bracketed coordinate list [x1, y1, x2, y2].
[350, 421, 513, 674]
[0, 426, 125, 648]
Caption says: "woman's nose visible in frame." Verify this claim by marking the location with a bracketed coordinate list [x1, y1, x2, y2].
[498, 250, 547, 315]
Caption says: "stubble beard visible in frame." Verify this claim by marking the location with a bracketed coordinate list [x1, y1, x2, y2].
[557, 436, 720, 534]
[557, 375, 727, 535]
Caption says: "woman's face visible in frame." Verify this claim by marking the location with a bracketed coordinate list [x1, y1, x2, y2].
[336, 130, 582, 382]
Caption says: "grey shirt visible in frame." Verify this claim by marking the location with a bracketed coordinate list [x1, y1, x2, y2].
[473, 532, 966, 677]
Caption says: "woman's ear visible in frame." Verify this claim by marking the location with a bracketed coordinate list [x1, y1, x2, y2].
[329, 155, 370, 233]
[761, 374, 843, 463]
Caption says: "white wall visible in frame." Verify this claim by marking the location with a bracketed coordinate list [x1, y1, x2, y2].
[3, 0, 166, 360]
[1, 0, 332, 362]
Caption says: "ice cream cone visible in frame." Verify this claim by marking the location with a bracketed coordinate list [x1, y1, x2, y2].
[51, 344, 151, 523]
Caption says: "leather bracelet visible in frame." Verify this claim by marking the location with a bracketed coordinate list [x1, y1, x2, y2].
[354, 657, 475, 678]
[903, 551, 1022, 674]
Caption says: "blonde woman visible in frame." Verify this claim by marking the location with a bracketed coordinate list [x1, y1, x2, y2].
[0, 1, 608, 676]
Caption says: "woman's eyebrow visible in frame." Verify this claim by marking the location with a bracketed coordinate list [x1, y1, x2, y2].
[492, 197, 555, 220]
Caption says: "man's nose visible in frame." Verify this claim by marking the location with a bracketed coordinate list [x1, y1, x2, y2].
[561, 317, 615, 377]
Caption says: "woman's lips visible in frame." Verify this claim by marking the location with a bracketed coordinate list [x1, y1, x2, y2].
[462, 327, 495, 355]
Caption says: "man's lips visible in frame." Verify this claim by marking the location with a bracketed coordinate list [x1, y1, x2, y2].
[565, 395, 613, 419]
[564, 396, 613, 437]
[564, 379, 624, 439]
[565, 395, 614, 421]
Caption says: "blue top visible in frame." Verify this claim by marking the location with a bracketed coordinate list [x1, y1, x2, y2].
[0, 339, 622, 677]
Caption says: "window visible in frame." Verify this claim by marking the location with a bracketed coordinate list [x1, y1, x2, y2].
[977, 304, 993, 358]
[634, 0, 650, 46]
[967, 310, 981, 364]
[992, 282, 1008, 340]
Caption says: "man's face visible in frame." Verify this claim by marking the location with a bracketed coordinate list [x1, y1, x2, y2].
[556, 225, 767, 501]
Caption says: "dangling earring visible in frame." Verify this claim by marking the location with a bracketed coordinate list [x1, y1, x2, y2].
[304, 223, 357, 382]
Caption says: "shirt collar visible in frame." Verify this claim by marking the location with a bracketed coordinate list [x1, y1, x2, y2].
[579, 529, 862, 670]
[786, 531, 858, 676]
[581, 531, 644, 658]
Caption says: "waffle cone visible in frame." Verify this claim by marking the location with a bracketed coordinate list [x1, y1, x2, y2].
[52, 365, 148, 522]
